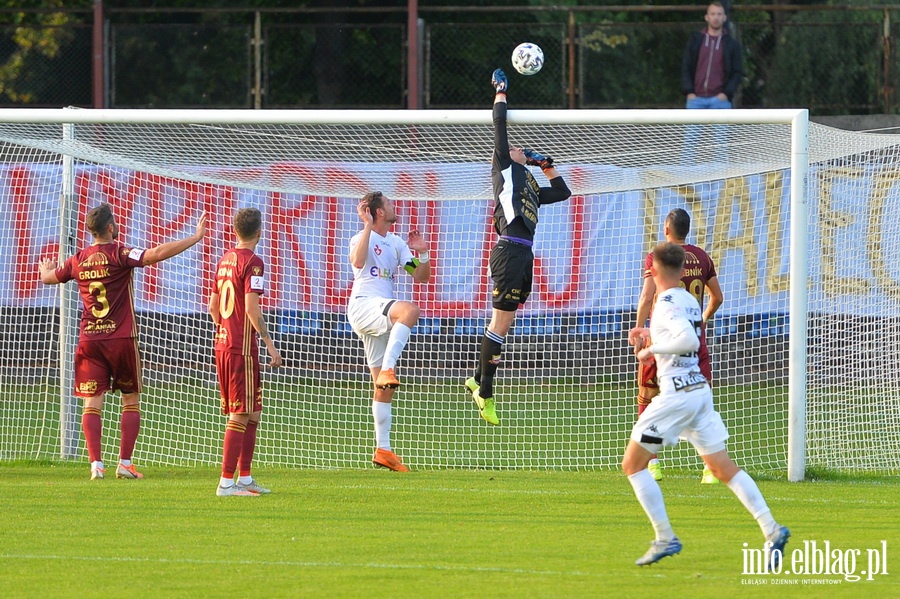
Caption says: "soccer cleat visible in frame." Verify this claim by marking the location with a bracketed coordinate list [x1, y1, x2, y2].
[648, 461, 662, 481]
[473, 391, 500, 425]
[90, 465, 106, 480]
[372, 448, 410, 472]
[242, 479, 271, 494]
[766, 526, 791, 571]
[216, 483, 260, 497]
[116, 463, 144, 479]
[700, 466, 719, 484]
[464, 377, 479, 396]
[635, 537, 682, 566]
[375, 368, 400, 389]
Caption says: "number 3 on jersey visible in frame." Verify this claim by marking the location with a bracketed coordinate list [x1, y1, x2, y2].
[88, 281, 110, 318]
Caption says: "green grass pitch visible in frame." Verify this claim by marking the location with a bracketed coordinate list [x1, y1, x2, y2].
[2, 462, 898, 598]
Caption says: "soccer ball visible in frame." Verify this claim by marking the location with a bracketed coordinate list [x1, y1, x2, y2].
[511, 42, 544, 76]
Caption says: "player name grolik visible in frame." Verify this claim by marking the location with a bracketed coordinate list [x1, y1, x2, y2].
[743, 540, 889, 581]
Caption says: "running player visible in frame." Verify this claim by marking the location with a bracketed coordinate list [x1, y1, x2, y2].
[625, 242, 789, 568]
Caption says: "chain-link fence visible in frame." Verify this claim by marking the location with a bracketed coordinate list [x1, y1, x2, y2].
[0, 5, 896, 114]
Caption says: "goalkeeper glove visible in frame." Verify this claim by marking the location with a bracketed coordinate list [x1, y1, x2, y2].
[492, 69, 508, 94]
[523, 148, 554, 170]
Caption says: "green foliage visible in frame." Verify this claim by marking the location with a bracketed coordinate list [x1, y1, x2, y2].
[763, 10, 884, 114]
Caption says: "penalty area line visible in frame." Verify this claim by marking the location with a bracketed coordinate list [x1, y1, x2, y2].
[0, 553, 596, 577]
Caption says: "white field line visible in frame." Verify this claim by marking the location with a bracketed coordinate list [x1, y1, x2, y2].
[0, 553, 596, 577]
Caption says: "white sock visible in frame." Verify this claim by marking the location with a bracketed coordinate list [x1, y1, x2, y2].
[91, 460, 105, 470]
[219, 476, 235, 487]
[727, 470, 778, 537]
[381, 323, 411, 371]
[649, 458, 659, 467]
[628, 469, 675, 541]
[119, 459, 132, 467]
[373, 401, 392, 450]
[238, 475, 253, 485]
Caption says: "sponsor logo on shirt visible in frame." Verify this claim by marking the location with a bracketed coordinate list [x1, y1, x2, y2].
[369, 267, 394, 280]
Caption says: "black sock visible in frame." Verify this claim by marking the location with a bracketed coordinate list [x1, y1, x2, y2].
[478, 331, 504, 398]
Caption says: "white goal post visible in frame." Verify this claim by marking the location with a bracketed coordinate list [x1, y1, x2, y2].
[1, 107, 897, 481]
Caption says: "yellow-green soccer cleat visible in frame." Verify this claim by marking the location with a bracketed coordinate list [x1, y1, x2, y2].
[700, 466, 720, 484]
[473, 390, 499, 425]
[466, 377, 484, 411]
[648, 461, 662, 481]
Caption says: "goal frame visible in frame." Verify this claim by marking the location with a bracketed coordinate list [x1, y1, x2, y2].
[0, 107, 810, 481]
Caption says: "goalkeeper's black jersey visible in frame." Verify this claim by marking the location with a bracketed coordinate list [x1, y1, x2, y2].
[491, 101, 571, 241]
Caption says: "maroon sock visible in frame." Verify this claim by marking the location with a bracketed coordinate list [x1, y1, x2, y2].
[82, 407, 102, 463]
[221, 420, 246, 479]
[239, 419, 259, 478]
[119, 405, 141, 461]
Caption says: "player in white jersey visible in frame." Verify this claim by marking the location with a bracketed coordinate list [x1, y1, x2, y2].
[624, 242, 789, 568]
[348, 191, 431, 472]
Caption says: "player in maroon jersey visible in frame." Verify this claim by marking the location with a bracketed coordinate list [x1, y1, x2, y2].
[39, 203, 207, 481]
[628, 208, 723, 483]
[209, 207, 282, 497]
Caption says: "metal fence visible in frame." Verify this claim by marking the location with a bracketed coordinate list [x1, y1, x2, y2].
[0, 5, 896, 114]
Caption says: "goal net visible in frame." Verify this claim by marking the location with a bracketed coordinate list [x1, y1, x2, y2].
[1, 109, 898, 477]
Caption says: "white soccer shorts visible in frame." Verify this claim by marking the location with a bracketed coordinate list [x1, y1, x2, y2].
[630, 383, 729, 456]
[347, 297, 396, 368]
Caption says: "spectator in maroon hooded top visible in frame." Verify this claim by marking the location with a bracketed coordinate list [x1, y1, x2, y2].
[682, 1, 744, 109]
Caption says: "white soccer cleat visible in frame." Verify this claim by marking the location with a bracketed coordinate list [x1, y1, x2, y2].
[242, 479, 271, 494]
[90, 465, 106, 480]
[216, 483, 259, 497]
[635, 537, 682, 566]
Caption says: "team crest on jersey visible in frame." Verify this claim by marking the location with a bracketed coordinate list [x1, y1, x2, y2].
[374, 244, 383, 256]
[253, 266, 262, 275]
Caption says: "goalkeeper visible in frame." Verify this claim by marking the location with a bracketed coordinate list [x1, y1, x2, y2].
[464, 69, 572, 425]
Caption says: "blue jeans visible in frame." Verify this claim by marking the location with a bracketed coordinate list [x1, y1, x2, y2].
[683, 96, 732, 164]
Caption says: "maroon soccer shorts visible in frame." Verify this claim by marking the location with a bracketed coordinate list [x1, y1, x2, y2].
[215, 350, 262, 414]
[73, 338, 143, 397]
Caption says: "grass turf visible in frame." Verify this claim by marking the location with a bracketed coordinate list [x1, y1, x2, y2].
[2, 462, 898, 598]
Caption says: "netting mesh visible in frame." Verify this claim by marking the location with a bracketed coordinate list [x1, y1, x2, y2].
[1, 112, 898, 474]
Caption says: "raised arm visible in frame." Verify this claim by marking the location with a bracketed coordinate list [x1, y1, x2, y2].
[38, 257, 61, 285]
[404, 228, 431, 284]
[349, 201, 374, 269]
[491, 69, 512, 171]
[142, 211, 208, 265]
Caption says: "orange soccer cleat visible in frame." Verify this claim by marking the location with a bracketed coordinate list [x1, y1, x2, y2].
[116, 463, 144, 479]
[375, 368, 400, 389]
[372, 448, 409, 472]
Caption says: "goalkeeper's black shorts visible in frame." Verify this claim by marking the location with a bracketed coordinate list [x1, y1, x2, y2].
[489, 239, 533, 311]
